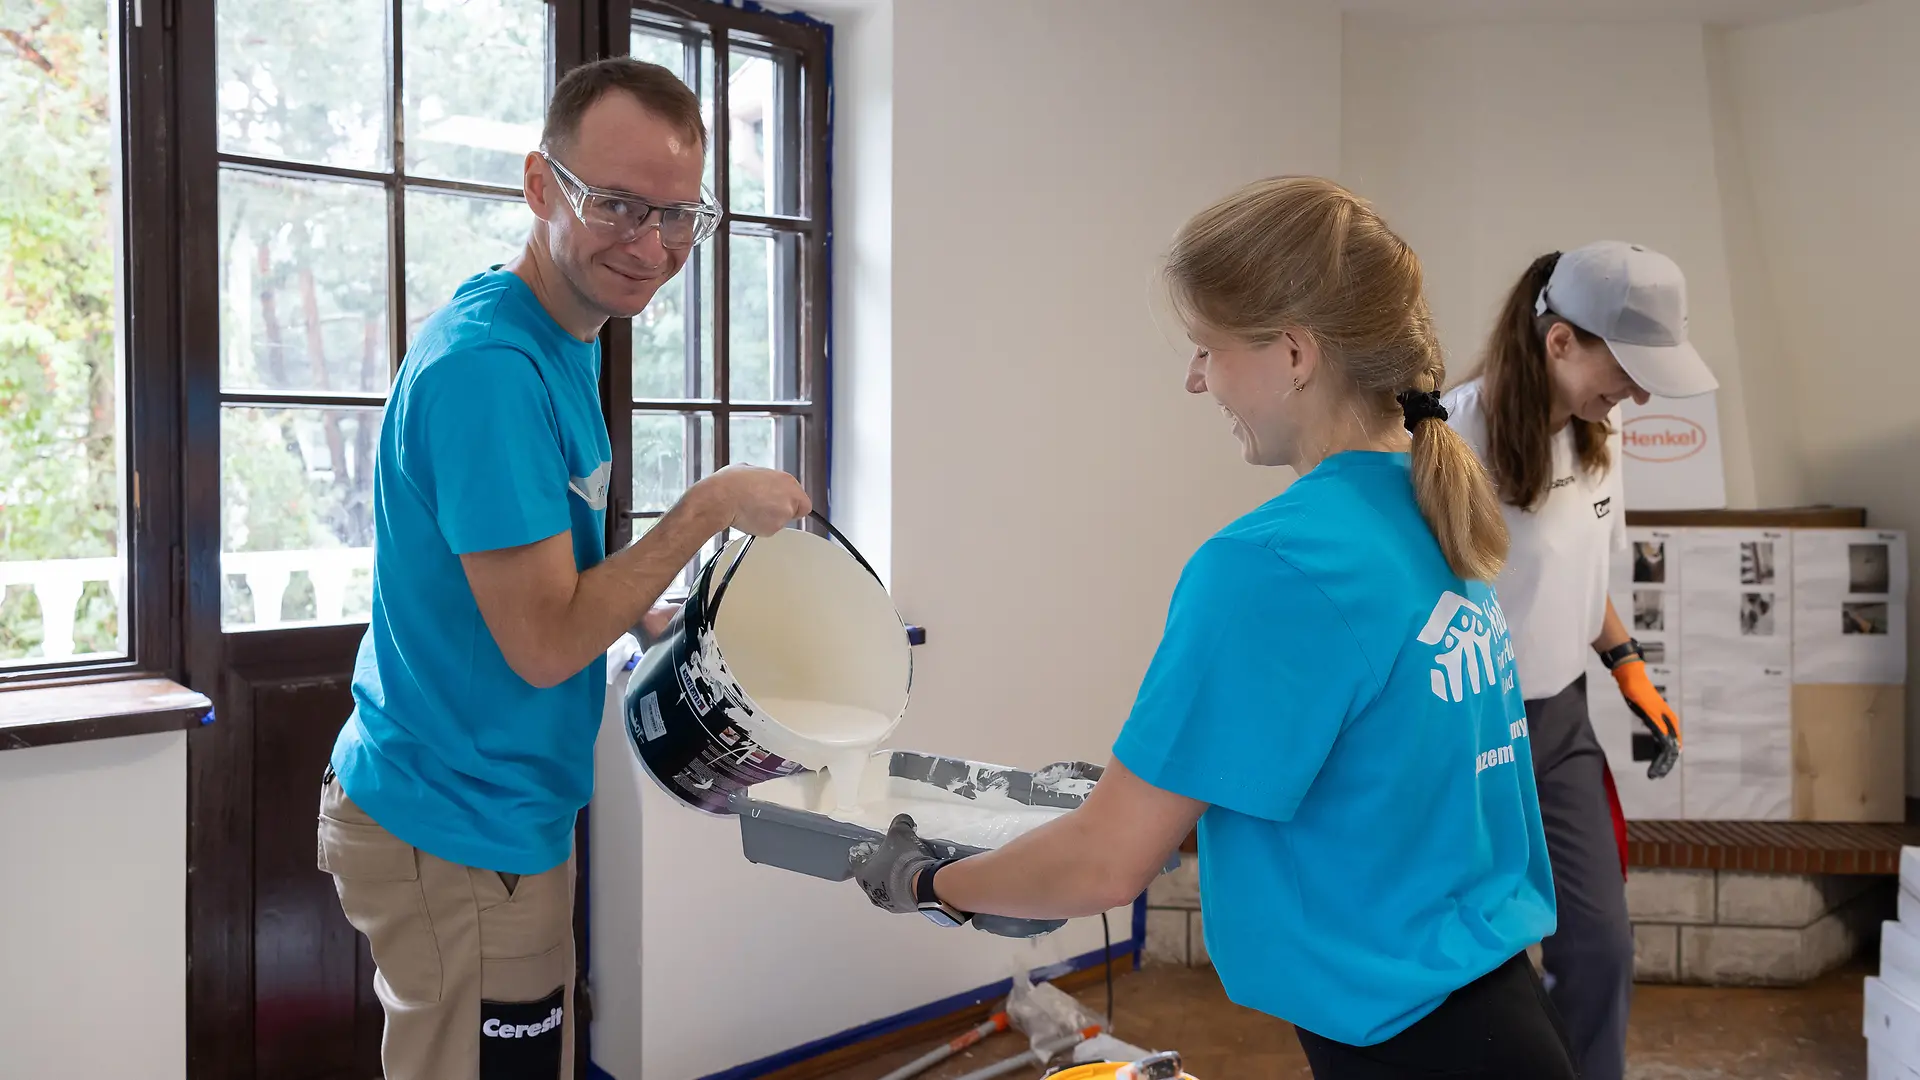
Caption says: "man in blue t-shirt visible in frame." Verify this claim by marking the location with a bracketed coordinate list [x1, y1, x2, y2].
[316, 59, 808, 1080]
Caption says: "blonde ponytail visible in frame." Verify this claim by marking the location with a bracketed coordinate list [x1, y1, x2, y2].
[1166, 177, 1510, 581]
[1407, 378, 1509, 581]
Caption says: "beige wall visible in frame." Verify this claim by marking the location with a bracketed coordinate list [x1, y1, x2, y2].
[1720, 0, 1920, 783]
[1340, 15, 1760, 508]
[0, 733, 186, 1080]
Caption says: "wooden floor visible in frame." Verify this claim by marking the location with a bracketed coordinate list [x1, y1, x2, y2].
[832, 960, 1873, 1080]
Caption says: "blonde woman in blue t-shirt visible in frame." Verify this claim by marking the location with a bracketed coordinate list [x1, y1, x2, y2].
[852, 178, 1575, 1079]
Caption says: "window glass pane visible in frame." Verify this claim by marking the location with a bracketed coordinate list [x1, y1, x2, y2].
[633, 412, 712, 513]
[404, 0, 548, 187]
[0, 0, 128, 665]
[633, 246, 714, 399]
[221, 406, 380, 629]
[727, 50, 773, 215]
[728, 415, 801, 477]
[405, 189, 528, 342]
[631, 27, 683, 77]
[217, 0, 390, 169]
[220, 170, 391, 393]
[699, 40, 716, 198]
[630, 25, 709, 191]
[729, 233, 802, 402]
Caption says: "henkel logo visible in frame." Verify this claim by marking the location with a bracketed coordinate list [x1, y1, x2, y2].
[1623, 415, 1708, 463]
[484, 1006, 564, 1039]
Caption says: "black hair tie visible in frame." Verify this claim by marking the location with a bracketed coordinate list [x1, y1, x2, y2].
[1397, 389, 1448, 433]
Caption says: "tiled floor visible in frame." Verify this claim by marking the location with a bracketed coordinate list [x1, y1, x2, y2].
[835, 961, 1871, 1079]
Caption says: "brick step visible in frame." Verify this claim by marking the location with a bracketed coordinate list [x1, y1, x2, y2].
[1628, 820, 1920, 876]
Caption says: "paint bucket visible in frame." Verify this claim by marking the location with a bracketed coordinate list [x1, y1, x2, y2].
[623, 512, 912, 815]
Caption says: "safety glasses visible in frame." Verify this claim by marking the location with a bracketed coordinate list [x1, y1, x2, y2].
[539, 151, 722, 250]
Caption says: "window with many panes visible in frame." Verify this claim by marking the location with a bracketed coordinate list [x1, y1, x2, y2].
[623, 2, 829, 583]
[212, 0, 550, 629]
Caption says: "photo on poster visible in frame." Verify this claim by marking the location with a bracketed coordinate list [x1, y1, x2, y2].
[1634, 590, 1665, 632]
[1633, 541, 1667, 584]
[1641, 641, 1667, 664]
[1741, 592, 1775, 636]
[1850, 543, 1892, 594]
[1843, 602, 1890, 636]
[1740, 541, 1776, 585]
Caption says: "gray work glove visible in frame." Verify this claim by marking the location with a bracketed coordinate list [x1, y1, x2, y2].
[850, 814, 941, 914]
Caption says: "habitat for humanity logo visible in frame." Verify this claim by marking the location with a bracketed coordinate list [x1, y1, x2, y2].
[1416, 591, 1514, 703]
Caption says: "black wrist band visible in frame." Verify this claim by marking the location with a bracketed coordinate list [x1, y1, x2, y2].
[1600, 639, 1644, 671]
[917, 860, 972, 920]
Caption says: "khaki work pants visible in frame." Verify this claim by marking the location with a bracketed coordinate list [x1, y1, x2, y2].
[318, 774, 575, 1080]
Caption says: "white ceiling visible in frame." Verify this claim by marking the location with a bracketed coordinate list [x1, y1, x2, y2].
[1337, 0, 1865, 26]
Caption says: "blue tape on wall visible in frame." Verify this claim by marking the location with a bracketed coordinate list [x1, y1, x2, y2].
[1132, 891, 1148, 972]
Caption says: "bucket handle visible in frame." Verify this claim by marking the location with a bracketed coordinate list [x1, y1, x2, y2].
[704, 511, 885, 626]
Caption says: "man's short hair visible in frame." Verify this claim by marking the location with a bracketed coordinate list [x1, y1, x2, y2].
[542, 57, 707, 156]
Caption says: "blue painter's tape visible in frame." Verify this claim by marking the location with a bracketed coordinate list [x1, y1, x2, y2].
[906, 625, 927, 647]
[587, 1062, 621, 1080]
[1133, 891, 1149, 972]
[691, 939, 1139, 1080]
[199, 707, 216, 726]
[623, 652, 640, 671]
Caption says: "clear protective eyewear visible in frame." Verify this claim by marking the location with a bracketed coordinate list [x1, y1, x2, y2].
[540, 151, 722, 249]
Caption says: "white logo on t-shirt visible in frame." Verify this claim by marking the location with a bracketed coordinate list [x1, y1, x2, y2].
[568, 459, 612, 511]
[1416, 591, 1501, 702]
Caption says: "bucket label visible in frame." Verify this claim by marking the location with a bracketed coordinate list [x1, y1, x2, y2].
[636, 691, 666, 742]
[675, 660, 712, 716]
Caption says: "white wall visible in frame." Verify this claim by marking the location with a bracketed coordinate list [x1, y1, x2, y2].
[592, 1, 1344, 1077]
[1719, 0, 1920, 784]
[0, 733, 186, 1080]
[1339, 15, 1762, 508]
[887, 0, 1337, 769]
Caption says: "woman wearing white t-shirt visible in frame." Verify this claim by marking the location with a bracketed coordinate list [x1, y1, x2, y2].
[1444, 242, 1716, 1080]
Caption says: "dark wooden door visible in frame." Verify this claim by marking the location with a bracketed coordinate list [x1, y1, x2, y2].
[189, 625, 378, 1080]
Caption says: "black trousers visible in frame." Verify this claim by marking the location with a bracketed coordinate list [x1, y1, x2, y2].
[1528, 675, 1634, 1080]
[1294, 953, 1578, 1079]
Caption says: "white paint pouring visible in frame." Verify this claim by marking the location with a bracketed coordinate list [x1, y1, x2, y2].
[746, 697, 893, 810]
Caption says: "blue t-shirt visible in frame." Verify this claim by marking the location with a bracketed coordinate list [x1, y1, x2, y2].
[1112, 451, 1555, 1046]
[331, 269, 613, 875]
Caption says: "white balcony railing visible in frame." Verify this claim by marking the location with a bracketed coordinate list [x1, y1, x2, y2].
[0, 548, 374, 661]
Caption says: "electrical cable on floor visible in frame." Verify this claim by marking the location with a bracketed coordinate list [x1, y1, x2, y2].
[1101, 911, 1114, 1030]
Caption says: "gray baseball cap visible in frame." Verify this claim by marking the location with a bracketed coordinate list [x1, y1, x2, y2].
[1536, 240, 1719, 399]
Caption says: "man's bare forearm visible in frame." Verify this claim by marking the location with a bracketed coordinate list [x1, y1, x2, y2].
[548, 490, 730, 677]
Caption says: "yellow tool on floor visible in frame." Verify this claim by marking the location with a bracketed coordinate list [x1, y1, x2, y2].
[1047, 1050, 1195, 1080]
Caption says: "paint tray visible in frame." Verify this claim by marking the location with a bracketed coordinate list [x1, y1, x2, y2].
[730, 751, 1176, 936]
[732, 751, 1103, 936]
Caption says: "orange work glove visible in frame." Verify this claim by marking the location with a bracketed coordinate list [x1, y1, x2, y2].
[1610, 650, 1681, 780]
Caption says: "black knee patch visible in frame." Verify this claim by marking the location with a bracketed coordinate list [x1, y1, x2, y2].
[481, 986, 565, 1079]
